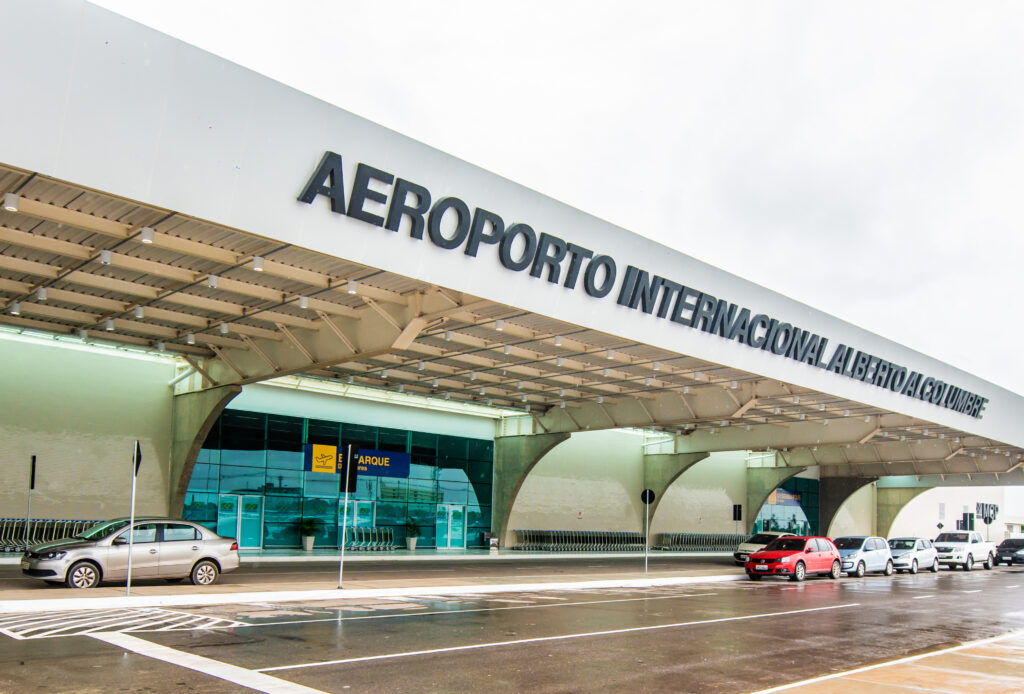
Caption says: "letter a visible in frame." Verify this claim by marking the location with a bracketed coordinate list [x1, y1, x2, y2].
[297, 151, 346, 213]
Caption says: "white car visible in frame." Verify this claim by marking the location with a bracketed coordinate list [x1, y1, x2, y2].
[888, 537, 939, 574]
[733, 531, 796, 566]
[934, 531, 995, 571]
[835, 536, 894, 577]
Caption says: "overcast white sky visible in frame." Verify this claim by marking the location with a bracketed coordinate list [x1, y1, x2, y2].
[94, 1, 1024, 397]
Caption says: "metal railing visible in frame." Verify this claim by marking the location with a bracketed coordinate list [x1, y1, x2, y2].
[0, 519, 101, 552]
[654, 532, 748, 552]
[343, 526, 396, 551]
[511, 529, 645, 551]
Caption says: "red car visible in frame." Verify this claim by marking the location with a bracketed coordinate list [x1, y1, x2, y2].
[744, 536, 842, 581]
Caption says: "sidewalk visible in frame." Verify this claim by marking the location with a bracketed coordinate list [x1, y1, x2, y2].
[0, 550, 741, 613]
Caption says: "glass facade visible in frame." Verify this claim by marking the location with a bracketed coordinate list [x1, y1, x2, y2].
[183, 409, 494, 549]
[753, 477, 820, 536]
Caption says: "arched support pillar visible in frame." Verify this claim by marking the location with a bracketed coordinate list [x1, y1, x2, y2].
[746, 466, 807, 534]
[169, 385, 241, 517]
[643, 452, 709, 520]
[819, 476, 878, 537]
[493, 432, 571, 547]
[876, 486, 933, 538]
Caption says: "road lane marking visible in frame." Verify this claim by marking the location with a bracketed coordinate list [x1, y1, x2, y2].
[962, 589, 982, 593]
[91, 632, 326, 694]
[749, 629, 1024, 693]
[912, 595, 934, 599]
[0, 608, 244, 640]
[257, 602, 859, 672]
[226, 592, 720, 630]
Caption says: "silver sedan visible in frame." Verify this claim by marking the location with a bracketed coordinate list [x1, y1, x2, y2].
[21, 518, 240, 588]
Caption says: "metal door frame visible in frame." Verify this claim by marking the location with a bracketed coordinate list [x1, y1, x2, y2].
[218, 493, 264, 549]
[436, 503, 467, 550]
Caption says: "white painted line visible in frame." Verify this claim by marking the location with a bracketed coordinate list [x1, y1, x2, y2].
[912, 595, 934, 599]
[91, 631, 327, 694]
[1008, 585, 1019, 588]
[749, 628, 1024, 693]
[0, 573, 744, 613]
[258, 603, 860, 672]
[221, 592, 720, 631]
[962, 589, 982, 593]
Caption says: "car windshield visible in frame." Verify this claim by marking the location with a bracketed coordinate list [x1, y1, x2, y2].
[889, 540, 916, 550]
[748, 534, 782, 544]
[76, 519, 131, 540]
[766, 538, 805, 552]
[935, 533, 968, 543]
[998, 539, 1024, 549]
[833, 537, 865, 550]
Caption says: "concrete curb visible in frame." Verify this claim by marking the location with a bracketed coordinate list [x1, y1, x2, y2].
[0, 574, 745, 614]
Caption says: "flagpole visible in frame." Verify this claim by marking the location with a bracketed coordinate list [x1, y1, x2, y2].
[24, 456, 35, 551]
[126, 440, 139, 597]
[339, 444, 351, 589]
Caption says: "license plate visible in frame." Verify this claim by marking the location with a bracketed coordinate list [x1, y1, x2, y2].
[755, 564, 768, 571]
[1001, 556, 1012, 561]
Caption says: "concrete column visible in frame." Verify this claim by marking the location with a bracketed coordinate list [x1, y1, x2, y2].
[643, 452, 709, 520]
[876, 487, 932, 538]
[745, 466, 807, 534]
[819, 476, 878, 537]
[492, 432, 570, 547]
[168, 385, 241, 517]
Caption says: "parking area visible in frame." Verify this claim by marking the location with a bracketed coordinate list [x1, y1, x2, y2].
[0, 558, 1022, 692]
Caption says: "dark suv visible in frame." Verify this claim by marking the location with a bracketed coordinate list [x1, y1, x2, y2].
[995, 538, 1024, 566]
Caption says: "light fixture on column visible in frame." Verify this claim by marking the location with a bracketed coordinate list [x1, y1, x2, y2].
[823, 419, 829, 426]
[397, 384, 405, 393]
[693, 371, 702, 380]
[597, 396, 604, 404]
[207, 275, 218, 289]
[516, 381, 523, 389]
[36, 287, 47, 301]
[469, 371, 477, 381]
[773, 407, 781, 415]
[559, 400, 566, 408]
[556, 357, 564, 367]
[105, 318, 115, 331]
[478, 387, 485, 395]
[652, 361, 660, 371]
[606, 349, 614, 359]
[381, 369, 389, 379]
[252, 256, 265, 272]
[864, 415, 871, 422]
[443, 392, 451, 400]
[347, 279, 357, 294]
[730, 380, 738, 389]
[644, 377, 652, 386]
[819, 404, 825, 411]
[219, 322, 229, 334]
[793, 396, 800, 404]
[347, 375, 354, 384]
[99, 249, 112, 265]
[683, 385, 690, 394]
[444, 330, 453, 341]
[521, 394, 528, 402]
[554, 335, 562, 346]
[504, 345, 511, 355]
[3, 193, 19, 211]
[9, 302, 20, 315]
[156, 341, 165, 351]
[417, 360, 425, 370]
[298, 296, 309, 309]
[602, 368, 610, 377]
[139, 227, 154, 244]
[843, 409, 850, 417]
[78, 329, 88, 339]
[185, 333, 195, 344]
[495, 319, 504, 331]
[134, 306, 144, 319]
[558, 388, 565, 397]
[431, 378, 439, 388]
[486, 398, 493, 406]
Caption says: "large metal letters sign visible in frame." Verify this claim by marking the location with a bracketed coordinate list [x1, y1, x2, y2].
[354, 449, 410, 479]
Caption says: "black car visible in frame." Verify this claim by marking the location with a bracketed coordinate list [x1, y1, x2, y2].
[994, 538, 1024, 566]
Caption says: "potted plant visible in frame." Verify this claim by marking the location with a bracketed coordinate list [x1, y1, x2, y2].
[296, 517, 322, 551]
[404, 517, 421, 551]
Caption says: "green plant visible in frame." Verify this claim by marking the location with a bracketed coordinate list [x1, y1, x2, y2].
[404, 517, 421, 538]
[296, 517, 323, 536]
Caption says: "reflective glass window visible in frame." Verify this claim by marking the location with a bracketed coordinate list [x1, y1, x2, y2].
[467, 460, 492, 484]
[342, 423, 377, 453]
[304, 471, 340, 497]
[162, 524, 199, 542]
[438, 460, 468, 483]
[407, 478, 437, 503]
[467, 505, 491, 528]
[378, 427, 408, 453]
[264, 468, 301, 496]
[188, 463, 219, 492]
[220, 410, 266, 467]
[266, 414, 304, 469]
[467, 482, 491, 507]
[307, 418, 340, 447]
[438, 481, 468, 504]
[378, 478, 407, 501]
[374, 501, 407, 526]
[438, 435, 466, 461]
[219, 466, 265, 494]
[467, 439, 493, 462]
[117, 523, 158, 544]
[183, 492, 217, 522]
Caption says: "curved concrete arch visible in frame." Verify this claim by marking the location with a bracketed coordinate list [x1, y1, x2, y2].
[643, 452, 710, 521]
[876, 486, 933, 538]
[169, 385, 241, 517]
[493, 432, 571, 547]
[819, 476, 879, 537]
[746, 466, 808, 534]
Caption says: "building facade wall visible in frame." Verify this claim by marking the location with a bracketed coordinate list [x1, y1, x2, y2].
[652, 451, 748, 535]
[827, 483, 877, 537]
[889, 487, 1009, 542]
[0, 334, 175, 519]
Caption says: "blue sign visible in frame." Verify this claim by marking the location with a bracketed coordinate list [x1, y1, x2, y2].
[354, 449, 410, 478]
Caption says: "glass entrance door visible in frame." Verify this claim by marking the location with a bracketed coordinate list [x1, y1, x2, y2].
[217, 494, 263, 548]
[340, 500, 375, 528]
[435, 504, 466, 549]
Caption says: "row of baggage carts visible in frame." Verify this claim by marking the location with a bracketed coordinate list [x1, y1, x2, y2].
[512, 529, 749, 552]
[0, 518, 101, 552]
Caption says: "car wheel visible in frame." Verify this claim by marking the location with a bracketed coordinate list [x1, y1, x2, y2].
[983, 554, 993, 570]
[829, 560, 841, 580]
[910, 559, 918, 575]
[65, 560, 100, 589]
[883, 560, 894, 576]
[190, 559, 219, 586]
[964, 555, 974, 572]
[854, 561, 866, 578]
[790, 562, 806, 582]
[747, 573, 762, 581]
[930, 558, 939, 572]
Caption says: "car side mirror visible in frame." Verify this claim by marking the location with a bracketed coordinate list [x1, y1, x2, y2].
[805, 547, 813, 553]
[112, 537, 128, 545]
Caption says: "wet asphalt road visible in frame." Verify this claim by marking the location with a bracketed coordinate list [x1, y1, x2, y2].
[1, 566, 1023, 693]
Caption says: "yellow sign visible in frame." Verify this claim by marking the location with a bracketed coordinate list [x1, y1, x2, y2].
[309, 444, 337, 473]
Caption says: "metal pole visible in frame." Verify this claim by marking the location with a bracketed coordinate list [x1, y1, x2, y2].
[644, 500, 649, 574]
[24, 455, 35, 551]
[338, 444, 351, 589]
[126, 441, 138, 597]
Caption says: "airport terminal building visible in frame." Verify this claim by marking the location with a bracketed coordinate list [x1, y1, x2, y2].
[1, 1, 1023, 553]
